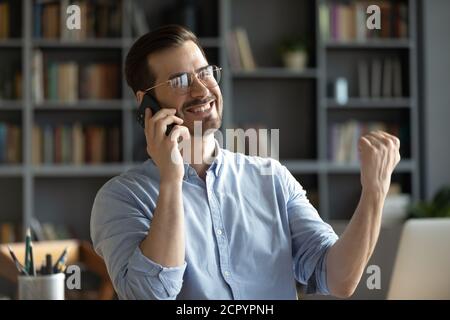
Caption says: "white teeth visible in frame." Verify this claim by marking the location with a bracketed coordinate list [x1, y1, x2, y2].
[190, 102, 212, 113]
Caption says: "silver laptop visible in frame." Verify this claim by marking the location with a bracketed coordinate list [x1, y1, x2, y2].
[387, 218, 450, 299]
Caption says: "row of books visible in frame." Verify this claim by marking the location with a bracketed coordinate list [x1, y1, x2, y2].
[34, 0, 122, 39]
[32, 123, 121, 164]
[226, 28, 257, 71]
[0, 221, 76, 243]
[0, 1, 20, 39]
[30, 218, 77, 241]
[319, 1, 408, 41]
[357, 57, 403, 98]
[0, 64, 22, 99]
[329, 120, 404, 163]
[32, 50, 120, 103]
[0, 122, 21, 164]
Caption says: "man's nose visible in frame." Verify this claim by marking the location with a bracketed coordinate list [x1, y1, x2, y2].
[190, 76, 209, 98]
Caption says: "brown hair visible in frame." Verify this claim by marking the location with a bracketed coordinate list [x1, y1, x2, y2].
[125, 24, 206, 94]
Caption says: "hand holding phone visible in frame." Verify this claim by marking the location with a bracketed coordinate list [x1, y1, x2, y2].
[137, 92, 189, 182]
[136, 93, 174, 135]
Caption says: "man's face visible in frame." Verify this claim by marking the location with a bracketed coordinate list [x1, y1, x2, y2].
[146, 40, 223, 135]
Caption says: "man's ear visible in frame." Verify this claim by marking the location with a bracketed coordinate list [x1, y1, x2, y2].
[136, 91, 145, 104]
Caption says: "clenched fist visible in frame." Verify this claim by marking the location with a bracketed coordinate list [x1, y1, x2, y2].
[358, 131, 401, 196]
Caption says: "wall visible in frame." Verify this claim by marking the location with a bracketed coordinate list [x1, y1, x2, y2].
[422, 0, 450, 200]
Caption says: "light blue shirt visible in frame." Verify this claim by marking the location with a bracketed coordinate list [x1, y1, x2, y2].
[90, 145, 338, 300]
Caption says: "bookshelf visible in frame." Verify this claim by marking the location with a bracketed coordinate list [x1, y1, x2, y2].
[0, 0, 420, 299]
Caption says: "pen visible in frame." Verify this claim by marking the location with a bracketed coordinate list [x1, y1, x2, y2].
[29, 242, 36, 276]
[7, 246, 29, 276]
[53, 247, 68, 273]
[24, 228, 31, 274]
[45, 254, 53, 275]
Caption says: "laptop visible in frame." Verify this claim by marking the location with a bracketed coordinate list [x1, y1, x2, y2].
[387, 218, 450, 299]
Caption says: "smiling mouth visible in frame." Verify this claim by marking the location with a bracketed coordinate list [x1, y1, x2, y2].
[185, 99, 215, 114]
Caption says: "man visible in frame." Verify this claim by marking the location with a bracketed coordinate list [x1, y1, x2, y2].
[90, 25, 400, 300]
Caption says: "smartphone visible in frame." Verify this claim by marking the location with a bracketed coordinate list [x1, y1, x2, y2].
[136, 93, 174, 135]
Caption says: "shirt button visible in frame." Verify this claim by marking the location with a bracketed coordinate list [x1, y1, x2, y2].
[224, 271, 230, 277]
[216, 229, 222, 236]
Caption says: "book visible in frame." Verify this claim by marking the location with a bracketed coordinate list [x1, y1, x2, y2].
[41, 223, 74, 240]
[32, 125, 43, 164]
[42, 2, 60, 39]
[338, 4, 355, 41]
[226, 31, 242, 70]
[357, 60, 370, 98]
[382, 58, 393, 97]
[0, 123, 21, 164]
[392, 57, 403, 97]
[0, 123, 5, 162]
[36, 57, 119, 101]
[33, 123, 120, 164]
[234, 28, 256, 71]
[319, 3, 330, 41]
[43, 125, 54, 164]
[0, 62, 21, 99]
[324, 1, 409, 41]
[371, 58, 382, 98]
[80, 63, 119, 100]
[35, 0, 122, 39]
[32, 50, 44, 104]
[355, 2, 367, 41]
[329, 121, 401, 163]
[72, 122, 85, 164]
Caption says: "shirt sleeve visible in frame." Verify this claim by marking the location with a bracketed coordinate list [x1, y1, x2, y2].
[280, 165, 339, 295]
[90, 177, 187, 300]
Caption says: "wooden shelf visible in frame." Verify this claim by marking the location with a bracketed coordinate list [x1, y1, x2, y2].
[326, 160, 415, 173]
[32, 164, 127, 177]
[281, 160, 322, 173]
[33, 38, 123, 49]
[325, 39, 412, 49]
[326, 98, 411, 109]
[232, 68, 317, 79]
[0, 165, 24, 176]
[33, 100, 124, 110]
[0, 39, 22, 48]
[0, 100, 23, 110]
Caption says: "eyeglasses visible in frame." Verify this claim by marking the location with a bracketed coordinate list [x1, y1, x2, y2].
[143, 65, 222, 95]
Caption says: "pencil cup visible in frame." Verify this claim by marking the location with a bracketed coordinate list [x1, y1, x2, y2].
[18, 273, 65, 300]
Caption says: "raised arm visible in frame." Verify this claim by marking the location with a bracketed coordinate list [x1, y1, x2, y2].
[326, 131, 401, 298]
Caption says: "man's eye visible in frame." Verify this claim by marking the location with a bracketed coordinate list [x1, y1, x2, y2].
[172, 74, 189, 88]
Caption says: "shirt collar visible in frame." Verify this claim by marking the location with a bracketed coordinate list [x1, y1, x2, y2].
[182, 139, 223, 180]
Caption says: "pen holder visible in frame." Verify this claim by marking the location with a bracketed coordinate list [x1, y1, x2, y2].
[18, 273, 65, 300]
